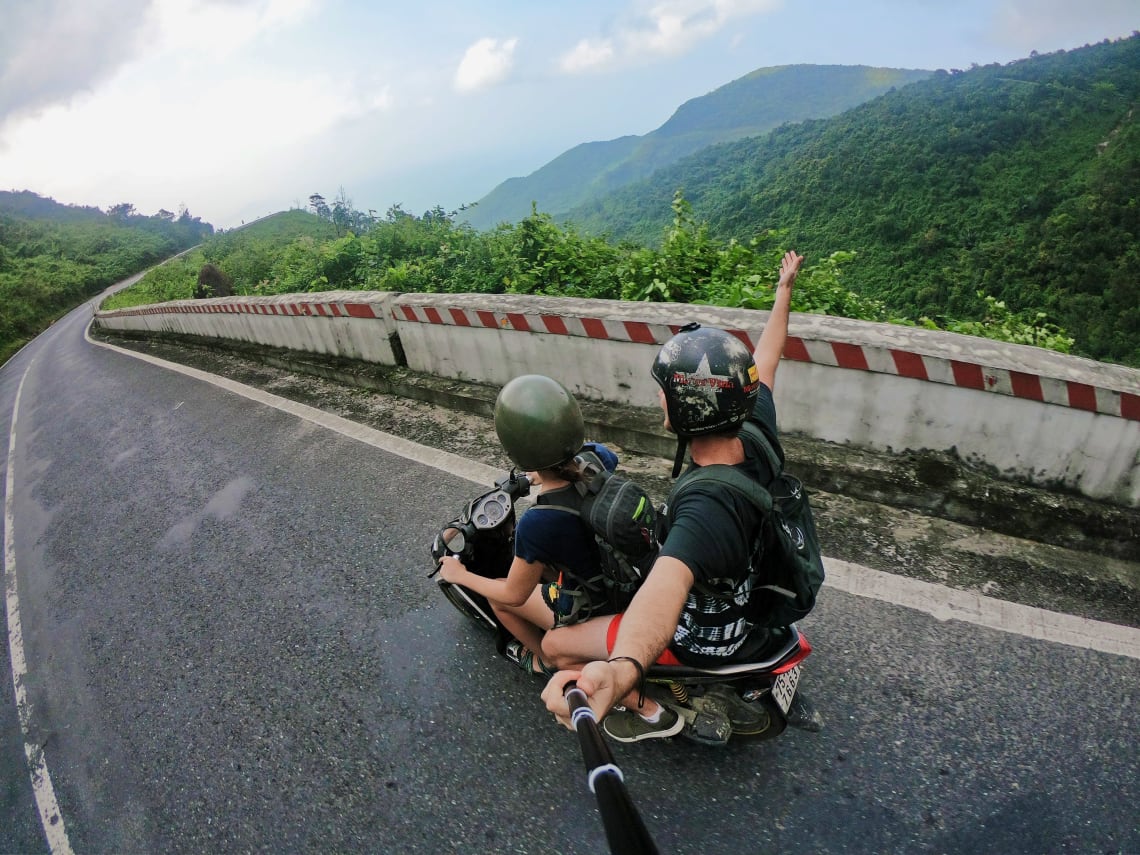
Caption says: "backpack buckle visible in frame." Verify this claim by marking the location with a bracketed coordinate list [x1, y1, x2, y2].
[573, 453, 607, 497]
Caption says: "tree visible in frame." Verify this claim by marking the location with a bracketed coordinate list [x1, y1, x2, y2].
[331, 187, 353, 235]
[194, 263, 234, 299]
[1, 191, 212, 363]
[108, 202, 136, 221]
[309, 193, 331, 221]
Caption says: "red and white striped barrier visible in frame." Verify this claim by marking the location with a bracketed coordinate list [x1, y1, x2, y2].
[391, 301, 1140, 422]
[97, 292, 398, 366]
[95, 290, 1140, 504]
[105, 299, 383, 319]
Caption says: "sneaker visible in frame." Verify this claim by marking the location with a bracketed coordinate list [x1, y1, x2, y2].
[602, 704, 685, 742]
[504, 640, 555, 678]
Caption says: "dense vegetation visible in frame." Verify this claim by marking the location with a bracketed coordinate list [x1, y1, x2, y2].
[101, 208, 338, 308]
[0, 191, 212, 363]
[103, 195, 1075, 355]
[565, 36, 1140, 366]
[463, 64, 932, 230]
[29, 38, 1140, 368]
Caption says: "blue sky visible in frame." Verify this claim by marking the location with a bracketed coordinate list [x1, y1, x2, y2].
[0, 0, 1135, 229]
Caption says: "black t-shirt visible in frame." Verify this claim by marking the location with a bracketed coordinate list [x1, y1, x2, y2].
[659, 384, 784, 663]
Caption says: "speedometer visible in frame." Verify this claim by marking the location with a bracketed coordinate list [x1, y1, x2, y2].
[474, 492, 510, 528]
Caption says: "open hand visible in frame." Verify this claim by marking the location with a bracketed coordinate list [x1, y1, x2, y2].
[779, 250, 804, 289]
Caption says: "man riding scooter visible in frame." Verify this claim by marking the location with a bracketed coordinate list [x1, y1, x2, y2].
[542, 250, 817, 744]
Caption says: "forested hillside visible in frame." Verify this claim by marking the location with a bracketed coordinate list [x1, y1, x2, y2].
[106, 194, 1077, 361]
[100, 208, 338, 310]
[462, 64, 931, 230]
[0, 191, 212, 363]
[566, 36, 1140, 367]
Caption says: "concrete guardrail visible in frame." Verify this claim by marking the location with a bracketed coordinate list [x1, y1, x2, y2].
[95, 290, 1140, 508]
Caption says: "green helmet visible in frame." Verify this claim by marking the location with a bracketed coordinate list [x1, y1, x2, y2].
[494, 375, 584, 470]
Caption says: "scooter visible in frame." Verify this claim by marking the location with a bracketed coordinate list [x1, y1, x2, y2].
[430, 469, 824, 744]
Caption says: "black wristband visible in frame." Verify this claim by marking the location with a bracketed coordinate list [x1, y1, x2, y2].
[607, 656, 646, 707]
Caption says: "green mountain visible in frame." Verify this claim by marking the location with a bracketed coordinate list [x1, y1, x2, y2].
[0, 191, 212, 364]
[564, 37, 1140, 367]
[0, 189, 108, 222]
[460, 64, 932, 230]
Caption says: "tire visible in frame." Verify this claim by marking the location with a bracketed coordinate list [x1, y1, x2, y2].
[742, 695, 788, 741]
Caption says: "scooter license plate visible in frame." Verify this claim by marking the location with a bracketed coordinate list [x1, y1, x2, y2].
[771, 666, 800, 715]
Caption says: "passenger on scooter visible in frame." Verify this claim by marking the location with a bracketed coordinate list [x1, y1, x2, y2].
[437, 374, 621, 677]
[541, 250, 806, 743]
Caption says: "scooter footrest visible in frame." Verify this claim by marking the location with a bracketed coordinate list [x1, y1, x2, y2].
[682, 698, 732, 746]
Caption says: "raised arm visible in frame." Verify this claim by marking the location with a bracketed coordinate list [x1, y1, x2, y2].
[752, 250, 803, 391]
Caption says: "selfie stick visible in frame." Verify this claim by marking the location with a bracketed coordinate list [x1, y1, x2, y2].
[564, 684, 660, 855]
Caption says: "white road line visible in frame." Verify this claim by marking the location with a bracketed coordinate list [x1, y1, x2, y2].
[824, 559, 1140, 660]
[87, 326, 1140, 661]
[5, 359, 75, 855]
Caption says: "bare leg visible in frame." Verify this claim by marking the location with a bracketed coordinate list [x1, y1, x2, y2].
[542, 615, 662, 717]
[540, 614, 610, 668]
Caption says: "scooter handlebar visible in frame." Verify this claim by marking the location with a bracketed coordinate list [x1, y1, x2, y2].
[495, 469, 532, 499]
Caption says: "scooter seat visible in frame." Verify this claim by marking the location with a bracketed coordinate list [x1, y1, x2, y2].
[646, 625, 805, 681]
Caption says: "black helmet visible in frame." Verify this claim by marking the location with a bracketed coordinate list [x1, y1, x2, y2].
[651, 323, 760, 475]
[494, 375, 584, 471]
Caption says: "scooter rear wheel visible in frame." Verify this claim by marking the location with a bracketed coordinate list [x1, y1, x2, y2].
[694, 686, 788, 742]
[736, 695, 788, 741]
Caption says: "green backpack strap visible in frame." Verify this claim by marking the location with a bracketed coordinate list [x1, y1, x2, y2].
[668, 462, 771, 562]
[737, 421, 782, 481]
[666, 453, 775, 605]
[670, 464, 773, 515]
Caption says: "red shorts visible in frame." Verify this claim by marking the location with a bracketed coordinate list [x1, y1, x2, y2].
[605, 613, 683, 666]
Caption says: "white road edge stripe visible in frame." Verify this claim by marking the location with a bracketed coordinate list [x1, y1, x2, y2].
[824, 559, 1140, 660]
[86, 326, 1140, 663]
[5, 359, 76, 855]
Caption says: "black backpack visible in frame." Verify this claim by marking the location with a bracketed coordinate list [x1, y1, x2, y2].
[532, 447, 659, 616]
[663, 422, 825, 628]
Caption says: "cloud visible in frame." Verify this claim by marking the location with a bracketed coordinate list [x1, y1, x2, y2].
[0, 0, 319, 131]
[145, 0, 317, 60]
[0, 0, 153, 125]
[990, 0, 1138, 53]
[559, 38, 617, 73]
[558, 0, 781, 72]
[454, 37, 519, 93]
[0, 0, 384, 224]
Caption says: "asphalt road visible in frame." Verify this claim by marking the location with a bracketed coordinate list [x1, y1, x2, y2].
[2, 296, 1137, 855]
